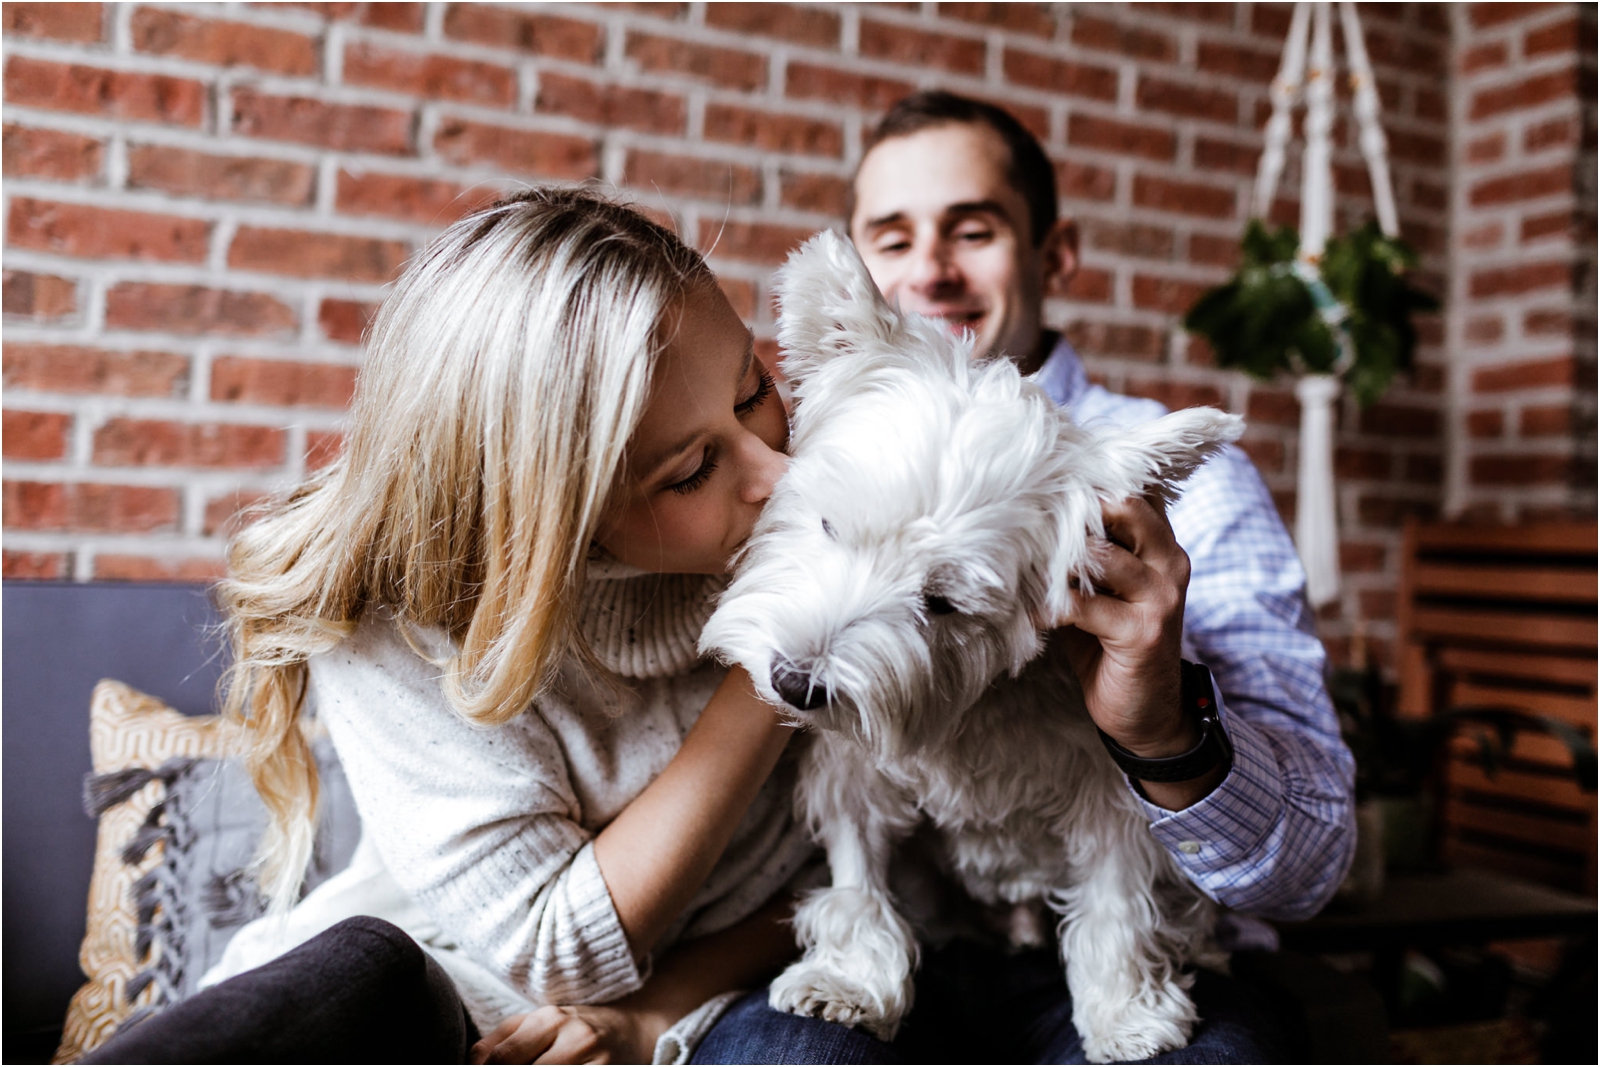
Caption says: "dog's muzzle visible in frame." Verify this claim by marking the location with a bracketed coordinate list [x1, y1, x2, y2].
[771, 660, 831, 711]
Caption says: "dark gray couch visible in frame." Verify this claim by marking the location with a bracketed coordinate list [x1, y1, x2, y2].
[3, 581, 225, 1062]
[2, 581, 1391, 1064]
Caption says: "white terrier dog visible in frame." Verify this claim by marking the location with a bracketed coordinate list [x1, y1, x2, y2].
[700, 232, 1243, 1062]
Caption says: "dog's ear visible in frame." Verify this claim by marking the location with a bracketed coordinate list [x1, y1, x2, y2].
[1090, 407, 1245, 509]
[774, 230, 900, 385]
[1040, 407, 1244, 622]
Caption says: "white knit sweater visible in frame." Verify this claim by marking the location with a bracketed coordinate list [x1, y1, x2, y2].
[204, 570, 818, 1057]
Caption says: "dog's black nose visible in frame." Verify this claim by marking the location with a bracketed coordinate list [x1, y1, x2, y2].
[771, 661, 830, 711]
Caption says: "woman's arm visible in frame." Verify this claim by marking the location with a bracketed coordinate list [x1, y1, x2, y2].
[471, 894, 799, 1064]
[318, 620, 797, 1008]
[593, 666, 794, 957]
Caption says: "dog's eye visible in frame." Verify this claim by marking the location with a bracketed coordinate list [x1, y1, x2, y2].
[924, 594, 956, 616]
[821, 518, 835, 540]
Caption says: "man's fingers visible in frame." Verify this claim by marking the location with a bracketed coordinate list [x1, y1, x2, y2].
[1068, 579, 1138, 643]
[1102, 495, 1180, 559]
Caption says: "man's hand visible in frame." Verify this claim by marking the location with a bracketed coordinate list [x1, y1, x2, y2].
[469, 1003, 666, 1066]
[1048, 496, 1224, 811]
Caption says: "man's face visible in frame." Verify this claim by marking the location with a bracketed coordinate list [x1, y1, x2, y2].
[851, 122, 1063, 368]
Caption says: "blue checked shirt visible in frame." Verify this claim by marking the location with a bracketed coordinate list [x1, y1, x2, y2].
[1033, 337, 1357, 922]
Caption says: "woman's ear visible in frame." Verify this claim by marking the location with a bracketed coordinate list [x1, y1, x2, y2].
[773, 230, 901, 386]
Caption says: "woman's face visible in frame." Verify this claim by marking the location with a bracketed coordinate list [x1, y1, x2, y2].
[595, 283, 789, 575]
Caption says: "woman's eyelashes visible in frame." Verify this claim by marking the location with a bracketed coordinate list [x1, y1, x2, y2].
[665, 369, 772, 497]
[667, 451, 717, 495]
[736, 369, 775, 415]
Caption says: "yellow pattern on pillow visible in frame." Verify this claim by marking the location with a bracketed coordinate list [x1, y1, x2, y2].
[54, 680, 228, 1065]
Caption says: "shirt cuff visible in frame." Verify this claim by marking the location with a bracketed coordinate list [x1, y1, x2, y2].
[1125, 688, 1285, 875]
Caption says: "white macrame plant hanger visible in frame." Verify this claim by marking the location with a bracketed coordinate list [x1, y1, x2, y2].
[1254, 1, 1399, 609]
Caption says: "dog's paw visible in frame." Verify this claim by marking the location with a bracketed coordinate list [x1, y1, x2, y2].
[1081, 1026, 1187, 1065]
[1077, 983, 1197, 1064]
[769, 959, 907, 1041]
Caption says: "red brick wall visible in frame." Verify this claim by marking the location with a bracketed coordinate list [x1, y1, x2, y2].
[1448, 1, 1596, 520]
[0, 2, 1469, 669]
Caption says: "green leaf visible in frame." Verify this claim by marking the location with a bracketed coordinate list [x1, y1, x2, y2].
[1181, 218, 1437, 404]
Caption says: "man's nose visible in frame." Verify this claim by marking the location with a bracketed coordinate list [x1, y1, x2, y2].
[906, 237, 962, 296]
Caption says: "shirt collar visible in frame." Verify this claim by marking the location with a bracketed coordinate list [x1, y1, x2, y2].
[1027, 332, 1088, 408]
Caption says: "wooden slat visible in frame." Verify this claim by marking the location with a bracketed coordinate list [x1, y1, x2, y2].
[1412, 562, 1597, 602]
[1443, 798, 1595, 855]
[1445, 757, 1597, 812]
[1442, 839, 1586, 893]
[1436, 647, 1599, 688]
[1446, 680, 1599, 730]
[1411, 607, 1597, 648]
[1413, 522, 1598, 554]
[1449, 732, 1588, 772]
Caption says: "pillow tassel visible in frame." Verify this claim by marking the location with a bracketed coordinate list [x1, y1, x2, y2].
[120, 808, 171, 866]
[82, 767, 157, 817]
[114, 1005, 159, 1035]
[83, 756, 197, 817]
[124, 970, 156, 1002]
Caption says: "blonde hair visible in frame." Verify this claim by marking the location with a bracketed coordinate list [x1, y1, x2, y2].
[216, 188, 714, 908]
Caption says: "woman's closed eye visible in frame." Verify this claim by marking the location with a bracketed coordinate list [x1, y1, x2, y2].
[667, 449, 717, 495]
[736, 370, 775, 416]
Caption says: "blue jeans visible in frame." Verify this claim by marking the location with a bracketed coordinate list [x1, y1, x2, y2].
[692, 940, 1281, 1065]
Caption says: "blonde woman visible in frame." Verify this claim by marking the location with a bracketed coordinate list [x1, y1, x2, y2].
[82, 189, 885, 1065]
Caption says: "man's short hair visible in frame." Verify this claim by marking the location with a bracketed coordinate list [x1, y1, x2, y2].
[855, 91, 1059, 247]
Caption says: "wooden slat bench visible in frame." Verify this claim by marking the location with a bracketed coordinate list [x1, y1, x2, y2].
[1397, 518, 1598, 893]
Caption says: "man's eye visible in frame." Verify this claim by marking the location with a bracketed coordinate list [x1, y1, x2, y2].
[955, 228, 993, 243]
[666, 453, 717, 495]
[875, 237, 911, 254]
[736, 370, 775, 415]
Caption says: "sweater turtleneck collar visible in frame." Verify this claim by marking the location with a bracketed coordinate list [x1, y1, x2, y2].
[575, 562, 727, 679]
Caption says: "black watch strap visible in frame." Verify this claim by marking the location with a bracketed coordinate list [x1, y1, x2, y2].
[1097, 660, 1234, 783]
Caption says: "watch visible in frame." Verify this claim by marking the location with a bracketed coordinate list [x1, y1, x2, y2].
[1096, 660, 1234, 783]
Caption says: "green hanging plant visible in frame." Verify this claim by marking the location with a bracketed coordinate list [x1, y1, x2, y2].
[1182, 219, 1439, 407]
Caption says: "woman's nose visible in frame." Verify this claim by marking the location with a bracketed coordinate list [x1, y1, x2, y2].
[741, 435, 789, 505]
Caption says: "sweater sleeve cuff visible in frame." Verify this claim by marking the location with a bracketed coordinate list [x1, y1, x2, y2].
[554, 840, 646, 1002]
[1126, 691, 1285, 875]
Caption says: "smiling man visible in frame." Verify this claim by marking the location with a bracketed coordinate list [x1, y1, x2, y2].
[837, 91, 1358, 1063]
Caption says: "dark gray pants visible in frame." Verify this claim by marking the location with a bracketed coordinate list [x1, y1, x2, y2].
[82, 917, 478, 1064]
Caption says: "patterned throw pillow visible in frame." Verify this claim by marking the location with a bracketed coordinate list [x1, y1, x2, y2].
[54, 680, 229, 1063]
[54, 681, 360, 1064]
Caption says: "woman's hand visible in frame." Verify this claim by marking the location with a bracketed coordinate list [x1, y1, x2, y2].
[472, 895, 800, 1065]
[1048, 496, 1224, 811]
[470, 1004, 665, 1065]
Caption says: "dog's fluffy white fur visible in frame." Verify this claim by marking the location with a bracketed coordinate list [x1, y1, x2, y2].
[700, 232, 1244, 1063]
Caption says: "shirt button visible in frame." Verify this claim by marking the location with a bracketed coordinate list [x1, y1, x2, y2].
[1176, 840, 1202, 855]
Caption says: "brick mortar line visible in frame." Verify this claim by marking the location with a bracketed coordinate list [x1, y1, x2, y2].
[1, 240, 408, 283]
[4, 181, 485, 244]
[0, 397, 350, 428]
[1, 460, 315, 488]
[3, 532, 235, 554]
